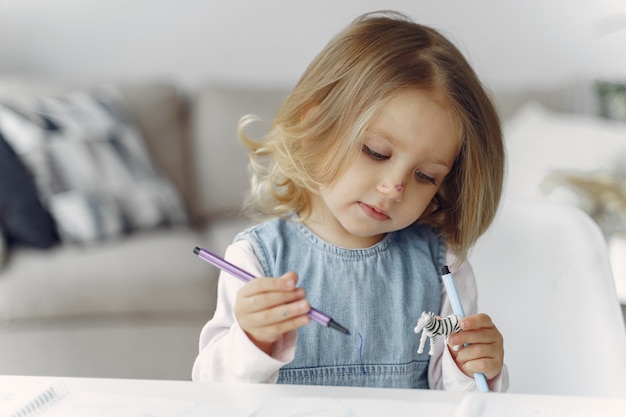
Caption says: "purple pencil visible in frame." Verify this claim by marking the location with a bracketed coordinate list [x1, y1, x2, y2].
[193, 247, 350, 335]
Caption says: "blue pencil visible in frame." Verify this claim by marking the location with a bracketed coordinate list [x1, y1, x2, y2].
[441, 265, 490, 393]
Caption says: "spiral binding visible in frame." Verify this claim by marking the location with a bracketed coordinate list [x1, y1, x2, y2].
[9, 383, 68, 417]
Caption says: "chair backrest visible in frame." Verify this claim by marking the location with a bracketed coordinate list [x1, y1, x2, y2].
[469, 199, 626, 397]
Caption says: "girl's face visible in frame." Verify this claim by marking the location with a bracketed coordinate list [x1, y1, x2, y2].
[305, 89, 460, 248]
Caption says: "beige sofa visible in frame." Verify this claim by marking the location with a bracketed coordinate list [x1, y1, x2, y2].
[2, 75, 622, 383]
[0, 78, 288, 380]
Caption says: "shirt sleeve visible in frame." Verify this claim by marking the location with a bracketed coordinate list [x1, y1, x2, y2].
[427, 248, 509, 392]
[191, 240, 297, 383]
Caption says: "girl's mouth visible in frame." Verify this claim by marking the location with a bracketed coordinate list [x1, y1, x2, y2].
[358, 202, 390, 221]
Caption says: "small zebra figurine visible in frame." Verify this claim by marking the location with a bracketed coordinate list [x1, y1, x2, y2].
[414, 311, 462, 355]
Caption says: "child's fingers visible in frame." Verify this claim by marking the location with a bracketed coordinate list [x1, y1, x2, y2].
[234, 271, 313, 345]
[240, 286, 307, 314]
[449, 313, 501, 345]
[240, 299, 312, 345]
[246, 314, 312, 344]
[453, 343, 504, 380]
[245, 298, 311, 328]
[448, 313, 504, 380]
[238, 272, 298, 298]
[458, 355, 503, 380]
[458, 313, 494, 331]
[448, 327, 501, 346]
[453, 340, 496, 361]
[236, 273, 302, 312]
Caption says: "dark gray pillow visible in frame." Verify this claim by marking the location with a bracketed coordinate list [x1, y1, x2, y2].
[0, 131, 59, 248]
[0, 92, 188, 244]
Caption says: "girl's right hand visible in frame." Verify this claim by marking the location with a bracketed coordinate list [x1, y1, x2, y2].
[234, 271, 311, 355]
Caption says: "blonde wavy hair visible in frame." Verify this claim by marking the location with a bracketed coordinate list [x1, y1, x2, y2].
[239, 11, 504, 260]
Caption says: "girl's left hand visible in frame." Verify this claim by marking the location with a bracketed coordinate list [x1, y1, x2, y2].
[446, 313, 504, 381]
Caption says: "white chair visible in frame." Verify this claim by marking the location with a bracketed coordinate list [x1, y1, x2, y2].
[469, 199, 626, 397]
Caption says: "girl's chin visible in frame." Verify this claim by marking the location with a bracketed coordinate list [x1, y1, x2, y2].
[337, 227, 386, 248]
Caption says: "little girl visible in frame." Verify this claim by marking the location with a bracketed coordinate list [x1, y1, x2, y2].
[192, 11, 508, 391]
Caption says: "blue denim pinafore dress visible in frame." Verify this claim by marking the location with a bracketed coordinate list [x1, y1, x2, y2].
[236, 218, 444, 388]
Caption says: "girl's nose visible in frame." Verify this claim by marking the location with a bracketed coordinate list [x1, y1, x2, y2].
[377, 181, 406, 201]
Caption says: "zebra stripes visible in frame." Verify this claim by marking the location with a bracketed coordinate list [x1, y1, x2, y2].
[414, 311, 462, 356]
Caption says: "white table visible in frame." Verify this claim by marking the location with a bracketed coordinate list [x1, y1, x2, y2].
[2, 375, 625, 416]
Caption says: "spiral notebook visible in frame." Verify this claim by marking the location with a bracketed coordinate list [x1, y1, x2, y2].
[5, 380, 626, 417]
[1, 380, 247, 417]
[1, 381, 67, 417]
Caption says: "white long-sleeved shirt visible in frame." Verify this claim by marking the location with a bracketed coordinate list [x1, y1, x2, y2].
[192, 239, 508, 391]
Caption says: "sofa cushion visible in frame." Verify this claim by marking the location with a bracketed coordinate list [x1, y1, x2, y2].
[191, 85, 290, 219]
[0, 227, 217, 322]
[0, 90, 187, 244]
[116, 83, 200, 224]
[0, 77, 197, 226]
[0, 130, 59, 248]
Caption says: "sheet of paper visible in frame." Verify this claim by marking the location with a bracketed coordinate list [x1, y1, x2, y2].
[251, 396, 457, 417]
[454, 392, 626, 417]
[1, 388, 249, 417]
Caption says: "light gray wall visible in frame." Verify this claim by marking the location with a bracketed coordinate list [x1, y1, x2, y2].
[0, 0, 625, 90]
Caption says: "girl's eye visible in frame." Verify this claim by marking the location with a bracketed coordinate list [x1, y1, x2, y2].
[415, 171, 436, 185]
[362, 145, 389, 161]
